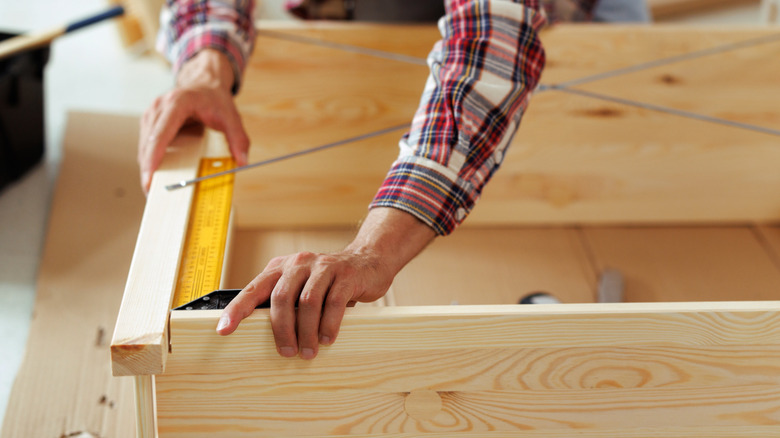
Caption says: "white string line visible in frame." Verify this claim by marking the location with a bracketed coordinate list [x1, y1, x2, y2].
[257, 30, 429, 66]
[176, 28, 779, 188]
[548, 32, 780, 89]
[554, 87, 780, 138]
[166, 123, 409, 191]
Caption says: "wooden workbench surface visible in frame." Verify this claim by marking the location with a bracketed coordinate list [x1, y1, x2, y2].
[234, 24, 780, 227]
[3, 23, 780, 437]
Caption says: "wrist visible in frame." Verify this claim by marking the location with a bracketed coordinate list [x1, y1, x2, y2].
[346, 207, 436, 275]
[176, 49, 235, 93]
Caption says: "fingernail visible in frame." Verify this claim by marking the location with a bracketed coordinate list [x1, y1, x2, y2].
[142, 171, 150, 185]
[301, 348, 315, 360]
[319, 335, 331, 345]
[279, 346, 296, 357]
[216, 314, 230, 332]
[239, 151, 248, 165]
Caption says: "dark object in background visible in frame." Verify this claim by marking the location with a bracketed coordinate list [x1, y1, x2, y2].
[0, 31, 49, 193]
[287, 0, 445, 22]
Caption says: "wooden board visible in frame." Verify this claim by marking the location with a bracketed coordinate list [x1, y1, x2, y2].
[575, 34, 780, 131]
[470, 89, 780, 224]
[110, 127, 205, 377]
[231, 24, 780, 227]
[393, 228, 597, 305]
[0, 112, 141, 438]
[156, 302, 780, 437]
[649, 0, 760, 20]
[582, 226, 780, 302]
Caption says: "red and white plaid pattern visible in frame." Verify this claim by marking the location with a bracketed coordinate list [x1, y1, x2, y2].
[158, 0, 256, 92]
[159, 0, 600, 234]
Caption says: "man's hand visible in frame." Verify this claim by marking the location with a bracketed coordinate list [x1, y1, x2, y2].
[138, 49, 249, 193]
[216, 208, 437, 359]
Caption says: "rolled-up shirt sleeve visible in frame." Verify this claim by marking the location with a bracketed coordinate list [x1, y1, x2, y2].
[157, 0, 256, 92]
[369, 0, 548, 235]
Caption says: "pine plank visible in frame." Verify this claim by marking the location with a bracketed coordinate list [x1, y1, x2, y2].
[256, 21, 439, 61]
[233, 25, 780, 227]
[575, 34, 780, 131]
[393, 228, 597, 305]
[110, 127, 206, 376]
[649, 0, 760, 20]
[0, 113, 141, 438]
[156, 303, 780, 437]
[756, 225, 780, 269]
[470, 89, 780, 224]
[582, 227, 780, 302]
[539, 25, 773, 85]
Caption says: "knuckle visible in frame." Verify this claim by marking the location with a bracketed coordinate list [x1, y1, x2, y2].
[271, 290, 295, 307]
[298, 292, 321, 310]
[325, 290, 350, 308]
[292, 251, 316, 265]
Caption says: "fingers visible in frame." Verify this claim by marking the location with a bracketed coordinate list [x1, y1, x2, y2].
[222, 110, 250, 167]
[296, 264, 334, 359]
[138, 91, 191, 193]
[269, 252, 315, 358]
[217, 260, 283, 335]
[137, 87, 250, 193]
[318, 279, 353, 347]
[217, 251, 382, 361]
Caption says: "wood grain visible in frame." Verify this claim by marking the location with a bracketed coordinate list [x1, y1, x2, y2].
[582, 227, 780, 302]
[256, 21, 439, 61]
[393, 227, 597, 305]
[470, 88, 780, 224]
[576, 34, 780, 131]
[134, 375, 157, 438]
[156, 304, 780, 437]
[0, 113, 140, 438]
[156, 386, 780, 437]
[232, 25, 780, 227]
[539, 26, 773, 85]
[110, 127, 205, 376]
[648, 0, 760, 19]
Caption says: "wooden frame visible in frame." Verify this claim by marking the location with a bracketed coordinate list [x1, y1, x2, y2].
[111, 24, 780, 437]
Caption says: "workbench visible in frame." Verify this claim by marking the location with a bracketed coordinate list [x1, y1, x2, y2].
[3, 23, 780, 438]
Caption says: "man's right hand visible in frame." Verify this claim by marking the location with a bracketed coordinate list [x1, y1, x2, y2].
[138, 49, 250, 193]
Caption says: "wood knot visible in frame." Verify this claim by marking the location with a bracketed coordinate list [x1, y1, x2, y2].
[576, 107, 624, 118]
[659, 74, 682, 85]
[404, 390, 442, 421]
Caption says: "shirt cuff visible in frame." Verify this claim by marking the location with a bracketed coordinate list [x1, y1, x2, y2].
[370, 155, 477, 236]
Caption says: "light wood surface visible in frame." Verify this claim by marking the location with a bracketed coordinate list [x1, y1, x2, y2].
[0, 113, 141, 438]
[576, 34, 780, 130]
[649, 0, 760, 19]
[156, 303, 780, 437]
[393, 227, 597, 305]
[757, 225, 780, 267]
[582, 226, 780, 302]
[134, 376, 157, 438]
[110, 127, 205, 377]
[232, 25, 780, 227]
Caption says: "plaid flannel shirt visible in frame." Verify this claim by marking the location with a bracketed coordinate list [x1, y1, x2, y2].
[158, 0, 256, 92]
[159, 0, 598, 235]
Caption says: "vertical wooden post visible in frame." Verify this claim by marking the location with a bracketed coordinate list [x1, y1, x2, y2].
[134, 375, 157, 438]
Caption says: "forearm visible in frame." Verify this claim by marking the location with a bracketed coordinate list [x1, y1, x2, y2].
[370, 0, 547, 236]
[346, 208, 436, 276]
[158, 0, 256, 92]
